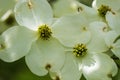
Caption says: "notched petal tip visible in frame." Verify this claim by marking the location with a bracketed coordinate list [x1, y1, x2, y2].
[55, 76, 60, 80]
[0, 37, 6, 50]
[52, 75, 61, 80]
[0, 44, 5, 50]
[45, 63, 52, 71]
[27, 0, 33, 9]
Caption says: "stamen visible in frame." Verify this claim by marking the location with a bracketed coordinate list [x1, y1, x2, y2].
[38, 24, 52, 40]
[27, 0, 33, 9]
[73, 44, 87, 57]
[98, 5, 111, 17]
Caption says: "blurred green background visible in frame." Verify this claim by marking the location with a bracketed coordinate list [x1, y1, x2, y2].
[0, 58, 52, 80]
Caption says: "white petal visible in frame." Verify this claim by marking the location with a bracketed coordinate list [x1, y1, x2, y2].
[50, 52, 82, 80]
[82, 52, 118, 80]
[77, 2, 101, 22]
[89, 21, 108, 36]
[14, 0, 53, 30]
[52, 15, 91, 47]
[112, 40, 120, 59]
[88, 21, 108, 52]
[92, 0, 120, 11]
[52, 0, 79, 17]
[0, 26, 36, 62]
[25, 37, 65, 76]
[81, 52, 95, 68]
[105, 31, 119, 47]
[106, 12, 120, 34]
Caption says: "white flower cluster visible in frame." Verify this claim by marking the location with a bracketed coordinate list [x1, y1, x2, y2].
[0, 0, 120, 80]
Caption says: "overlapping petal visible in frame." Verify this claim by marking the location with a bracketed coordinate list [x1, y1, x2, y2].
[50, 52, 82, 80]
[52, 0, 79, 17]
[0, 26, 37, 62]
[112, 40, 120, 59]
[77, 2, 101, 22]
[105, 31, 119, 47]
[106, 12, 120, 34]
[14, 0, 53, 30]
[52, 14, 91, 47]
[104, 31, 120, 59]
[25, 37, 65, 76]
[87, 21, 108, 52]
[82, 53, 118, 80]
[92, 0, 120, 11]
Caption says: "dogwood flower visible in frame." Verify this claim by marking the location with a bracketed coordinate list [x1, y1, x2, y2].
[51, 14, 117, 80]
[0, 1, 65, 77]
[14, 0, 66, 76]
[50, 52, 117, 80]
[92, 0, 120, 18]
[92, 0, 120, 35]
[13, 0, 65, 76]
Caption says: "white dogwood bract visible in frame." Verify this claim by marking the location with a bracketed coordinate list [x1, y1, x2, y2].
[25, 37, 65, 76]
[52, 14, 91, 47]
[106, 11, 120, 34]
[50, 53, 82, 80]
[105, 31, 120, 59]
[52, 0, 80, 17]
[82, 53, 117, 80]
[0, 26, 37, 62]
[14, 0, 53, 30]
[87, 21, 109, 52]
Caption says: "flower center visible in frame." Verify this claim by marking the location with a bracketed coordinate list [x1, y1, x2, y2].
[98, 5, 111, 17]
[38, 24, 52, 40]
[73, 44, 87, 57]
